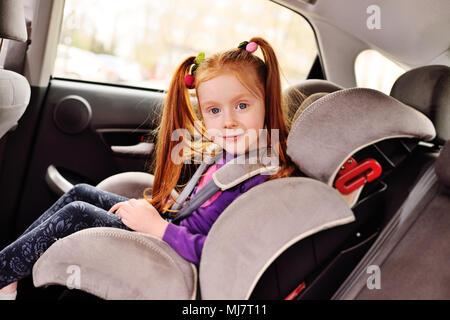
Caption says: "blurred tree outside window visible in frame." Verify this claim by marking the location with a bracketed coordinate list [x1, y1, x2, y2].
[54, 0, 318, 90]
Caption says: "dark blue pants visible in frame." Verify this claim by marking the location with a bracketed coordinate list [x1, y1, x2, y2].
[0, 184, 131, 288]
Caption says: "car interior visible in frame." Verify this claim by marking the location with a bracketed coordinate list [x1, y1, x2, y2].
[0, 0, 448, 300]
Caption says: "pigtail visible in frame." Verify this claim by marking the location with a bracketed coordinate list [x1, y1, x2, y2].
[250, 37, 284, 131]
[145, 56, 199, 214]
[250, 37, 296, 179]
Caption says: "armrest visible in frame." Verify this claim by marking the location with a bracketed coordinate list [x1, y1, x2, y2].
[32, 227, 197, 300]
[96, 171, 179, 199]
[199, 177, 355, 300]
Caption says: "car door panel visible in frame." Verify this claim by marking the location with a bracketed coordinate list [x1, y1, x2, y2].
[14, 79, 165, 233]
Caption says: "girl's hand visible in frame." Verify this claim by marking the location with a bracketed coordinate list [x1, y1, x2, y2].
[109, 199, 168, 239]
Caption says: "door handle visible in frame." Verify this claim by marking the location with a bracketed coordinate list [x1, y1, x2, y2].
[110, 142, 154, 157]
[45, 165, 74, 196]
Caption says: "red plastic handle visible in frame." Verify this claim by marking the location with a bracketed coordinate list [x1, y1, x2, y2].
[335, 159, 382, 195]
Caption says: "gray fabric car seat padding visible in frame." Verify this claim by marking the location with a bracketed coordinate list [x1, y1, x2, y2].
[287, 88, 436, 186]
[96, 171, 178, 200]
[0, 69, 30, 139]
[292, 92, 328, 122]
[32, 227, 197, 300]
[200, 177, 355, 300]
[435, 140, 450, 188]
[390, 65, 450, 142]
[212, 150, 279, 190]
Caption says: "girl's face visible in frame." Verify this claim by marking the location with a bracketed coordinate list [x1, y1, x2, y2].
[197, 73, 266, 154]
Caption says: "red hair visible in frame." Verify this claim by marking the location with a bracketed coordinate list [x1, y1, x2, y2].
[145, 37, 297, 214]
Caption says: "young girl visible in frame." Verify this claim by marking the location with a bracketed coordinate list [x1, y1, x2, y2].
[0, 37, 297, 300]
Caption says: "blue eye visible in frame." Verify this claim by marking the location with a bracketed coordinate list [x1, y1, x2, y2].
[209, 107, 220, 115]
[237, 103, 248, 110]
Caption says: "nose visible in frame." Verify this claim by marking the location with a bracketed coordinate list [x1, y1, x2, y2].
[223, 109, 239, 129]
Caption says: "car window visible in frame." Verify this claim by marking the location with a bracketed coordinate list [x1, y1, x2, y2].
[355, 49, 408, 94]
[53, 0, 317, 91]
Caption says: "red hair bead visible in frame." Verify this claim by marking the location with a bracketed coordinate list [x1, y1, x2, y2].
[185, 74, 195, 89]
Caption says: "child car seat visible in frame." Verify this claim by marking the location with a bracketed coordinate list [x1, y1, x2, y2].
[251, 88, 439, 299]
[31, 88, 435, 300]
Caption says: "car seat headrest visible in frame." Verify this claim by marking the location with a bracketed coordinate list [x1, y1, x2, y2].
[284, 79, 343, 121]
[292, 92, 328, 123]
[287, 88, 436, 186]
[390, 65, 450, 143]
[435, 140, 450, 188]
[291, 79, 343, 97]
[0, 0, 28, 43]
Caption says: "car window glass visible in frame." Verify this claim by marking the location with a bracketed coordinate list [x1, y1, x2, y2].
[54, 0, 318, 91]
[355, 49, 408, 94]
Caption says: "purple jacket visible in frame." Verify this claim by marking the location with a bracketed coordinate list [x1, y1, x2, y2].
[162, 153, 269, 265]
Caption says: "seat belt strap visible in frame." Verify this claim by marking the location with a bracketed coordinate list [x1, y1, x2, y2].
[171, 179, 221, 223]
[170, 147, 277, 223]
[169, 153, 223, 212]
[171, 165, 276, 223]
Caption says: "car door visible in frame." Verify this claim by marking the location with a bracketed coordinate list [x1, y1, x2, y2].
[12, 80, 164, 232]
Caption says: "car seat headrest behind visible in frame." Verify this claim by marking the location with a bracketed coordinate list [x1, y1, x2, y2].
[292, 92, 328, 123]
[290, 79, 343, 97]
[284, 79, 343, 121]
[0, 0, 28, 43]
[390, 65, 450, 142]
[287, 88, 436, 186]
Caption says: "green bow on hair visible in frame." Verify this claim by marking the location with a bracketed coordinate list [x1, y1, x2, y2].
[195, 52, 205, 65]
[190, 52, 205, 75]
[238, 41, 249, 49]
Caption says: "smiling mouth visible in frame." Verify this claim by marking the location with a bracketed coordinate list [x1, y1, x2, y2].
[222, 134, 243, 141]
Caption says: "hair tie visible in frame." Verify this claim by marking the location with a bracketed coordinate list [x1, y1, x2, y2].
[238, 41, 258, 53]
[185, 52, 205, 89]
